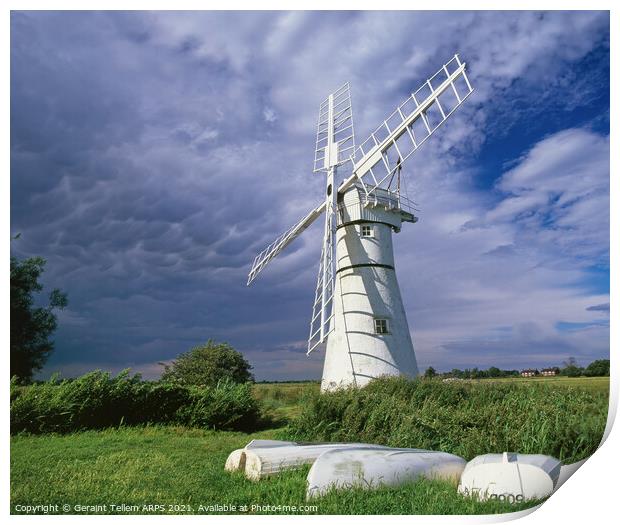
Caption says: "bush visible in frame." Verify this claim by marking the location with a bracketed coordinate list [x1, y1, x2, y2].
[176, 381, 259, 431]
[10, 371, 260, 434]
[584, 359, 610, 377]
[285, 376, 607, 463]
[161, 340, 254, 386]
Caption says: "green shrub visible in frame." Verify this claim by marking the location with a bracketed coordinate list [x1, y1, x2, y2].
[286, 376, 607, 463]
[10, 371, 260, 434]
[161, 340, 254, 386]
[584, 359, 610, 377]
[177, 381, 260, 432]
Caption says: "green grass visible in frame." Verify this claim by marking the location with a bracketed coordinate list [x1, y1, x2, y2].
[252, 382, 319, 421]
[483, 376, 609, 393]
[286, 376, 608, 463]
[10, 425, 540, 515]
[10, 376, 609, 515]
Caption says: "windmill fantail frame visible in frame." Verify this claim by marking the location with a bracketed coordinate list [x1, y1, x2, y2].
[247, 54, 473, 391]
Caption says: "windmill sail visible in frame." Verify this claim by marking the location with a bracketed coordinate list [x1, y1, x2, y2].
[307, 83, 355, 354]
[313, 82, 356, 172]
[247, 84, 355, 288]
[339, 54, 473, 196]
[307, 204, 335, 354]
[247, 200, 326, 285]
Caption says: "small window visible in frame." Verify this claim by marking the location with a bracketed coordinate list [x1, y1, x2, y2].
[375, 318, 389, 334]
[361, 225, 373, 237]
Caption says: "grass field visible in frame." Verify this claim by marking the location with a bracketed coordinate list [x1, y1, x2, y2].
[482, 376, 610, 393]
[253, 376, 609, 423]
[10, 376, 609, 515]
[11, 426, 542, 515]
[252, 382, 318, 421]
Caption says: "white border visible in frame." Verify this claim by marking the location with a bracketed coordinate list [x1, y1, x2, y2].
[3, 2, 616, 523]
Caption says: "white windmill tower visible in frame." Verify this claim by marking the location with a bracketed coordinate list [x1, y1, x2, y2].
[248, 55, 473, 391]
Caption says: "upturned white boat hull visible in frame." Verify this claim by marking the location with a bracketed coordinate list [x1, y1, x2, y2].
[458, 453, 562, 502]
[225, 440, 392, 481]
[224, 439, 297, 472]
[306, 447, 466, 499]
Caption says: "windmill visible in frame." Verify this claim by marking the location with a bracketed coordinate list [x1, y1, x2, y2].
[248, 55, 473, 391]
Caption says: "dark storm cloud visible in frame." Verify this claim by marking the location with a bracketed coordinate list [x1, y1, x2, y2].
[11, 11, 318, 374]
[586, 303, 610, 313]
[10, 11, 609, 379]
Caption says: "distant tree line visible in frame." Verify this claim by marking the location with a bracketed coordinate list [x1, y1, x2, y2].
[424, 366, 520, 379]
[555, 357, 610, 378]
[424, 358, 610, 379]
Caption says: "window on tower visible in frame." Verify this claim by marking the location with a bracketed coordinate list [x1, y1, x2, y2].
[374, 318, 389, 335]
[361, 224, 373, 237]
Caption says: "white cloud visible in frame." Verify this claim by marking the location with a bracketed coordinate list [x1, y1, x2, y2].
[394, 127, 609, 371]
[263, 106, 277, 123]
[488, 128, 609, 263]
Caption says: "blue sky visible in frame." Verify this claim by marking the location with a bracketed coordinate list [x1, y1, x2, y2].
[10, 11, 610, 380]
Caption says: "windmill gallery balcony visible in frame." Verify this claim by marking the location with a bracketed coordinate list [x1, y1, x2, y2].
[337, 185, 419, 232]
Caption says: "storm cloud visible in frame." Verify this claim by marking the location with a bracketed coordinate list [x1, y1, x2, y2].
[11, 11, 609, 379]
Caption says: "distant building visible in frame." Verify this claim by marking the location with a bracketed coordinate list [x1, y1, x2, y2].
[541, 368, 559, 377]
[520, 369, 538, 377]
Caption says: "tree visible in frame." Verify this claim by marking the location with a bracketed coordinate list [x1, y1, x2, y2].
[584, 359, 610, 377]
[161, 340, 254, 386]
[487, 366, 502, 378]
[560, 357, 583, 378]
[424, 366, 437, 378]
[11, 254, 68, 383]
[450, 368, 464, 379]
[469, 367, 481, 379]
